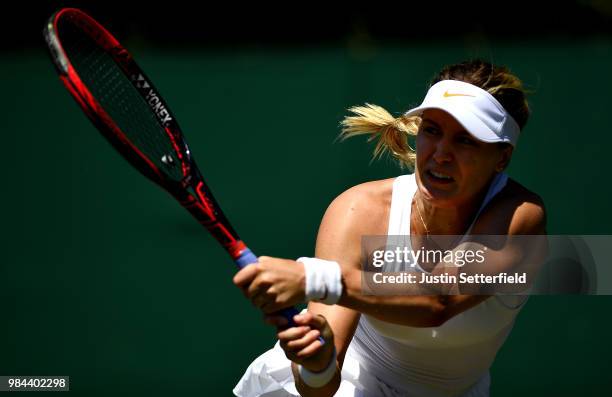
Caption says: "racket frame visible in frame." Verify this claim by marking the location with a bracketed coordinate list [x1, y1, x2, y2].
[44, 8, 303, 326]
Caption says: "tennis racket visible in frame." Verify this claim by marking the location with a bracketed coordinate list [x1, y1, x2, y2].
[43, 8, 300, 328]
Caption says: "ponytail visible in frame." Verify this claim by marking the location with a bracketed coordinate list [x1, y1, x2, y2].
[340, 103, 419, 169]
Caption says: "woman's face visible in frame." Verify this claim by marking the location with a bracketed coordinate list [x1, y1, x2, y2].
[415, 109, 513, 208]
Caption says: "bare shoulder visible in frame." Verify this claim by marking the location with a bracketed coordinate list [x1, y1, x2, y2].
[322, 178, 395, 233]
[473, 178, 547, 235]
[315, 178, 396, 260]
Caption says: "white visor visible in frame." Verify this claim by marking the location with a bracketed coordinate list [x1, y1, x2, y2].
[404, 80, 521, 146]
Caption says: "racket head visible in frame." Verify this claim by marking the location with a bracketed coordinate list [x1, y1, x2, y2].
[44, 8, 245, 255]
[44, 7, 191, 190]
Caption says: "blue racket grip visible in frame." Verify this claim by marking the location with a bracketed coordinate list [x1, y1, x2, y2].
[235, 248, 326, 344]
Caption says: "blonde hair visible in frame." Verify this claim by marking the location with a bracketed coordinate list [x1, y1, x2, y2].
[340, 104, 420, 169]
[340, 60, 530, 169]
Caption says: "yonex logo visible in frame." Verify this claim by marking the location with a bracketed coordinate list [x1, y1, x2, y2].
[145, 90, 173, 126]
[132, 74, 173, 126]
[132, 74, 150, 89]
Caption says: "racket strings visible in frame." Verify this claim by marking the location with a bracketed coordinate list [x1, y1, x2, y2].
[57, 17, 185, 183]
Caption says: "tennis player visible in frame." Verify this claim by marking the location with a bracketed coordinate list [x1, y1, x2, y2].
[233, 59, 546, 397]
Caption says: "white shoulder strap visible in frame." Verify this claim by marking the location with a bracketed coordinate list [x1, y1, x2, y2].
[387, 174, 417, 236]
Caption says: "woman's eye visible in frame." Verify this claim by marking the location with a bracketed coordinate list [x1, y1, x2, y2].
[423, 127, 439, 135]
[458, 136, 476, 145]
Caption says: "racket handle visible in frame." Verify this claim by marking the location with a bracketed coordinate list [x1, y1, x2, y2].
[234, 247, 259, 269]
[234, 248, 325, 345]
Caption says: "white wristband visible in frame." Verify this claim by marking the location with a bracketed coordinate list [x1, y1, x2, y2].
[297, 347, 337, 388]
[297, 257, 343, 305]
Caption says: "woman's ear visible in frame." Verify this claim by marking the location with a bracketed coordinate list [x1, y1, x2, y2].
[496, 145, 514, 172]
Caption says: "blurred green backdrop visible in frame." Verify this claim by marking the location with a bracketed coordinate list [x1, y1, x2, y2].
[2, 38, 612, 396]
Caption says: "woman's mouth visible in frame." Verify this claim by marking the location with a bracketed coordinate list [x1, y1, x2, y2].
[426, 169, 454, 184]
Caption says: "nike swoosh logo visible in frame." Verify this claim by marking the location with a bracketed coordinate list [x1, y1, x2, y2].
[443, 90, 475, 98]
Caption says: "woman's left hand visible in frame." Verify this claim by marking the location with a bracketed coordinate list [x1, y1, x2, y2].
[232, 256, 306, 313]
[270, 311, 336, 372]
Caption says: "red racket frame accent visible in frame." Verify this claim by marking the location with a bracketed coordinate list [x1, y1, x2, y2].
[44, 8, 247, 259]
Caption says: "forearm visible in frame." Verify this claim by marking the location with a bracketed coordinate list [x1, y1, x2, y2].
[337, 266, 450, 327]
[291, 362, 341, 397]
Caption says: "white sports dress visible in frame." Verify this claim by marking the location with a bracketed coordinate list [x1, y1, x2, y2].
[234, 172, 527, 397]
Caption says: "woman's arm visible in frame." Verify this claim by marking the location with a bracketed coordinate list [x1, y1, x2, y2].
[288, 303, 359, 397]
[332, 186, 547, 326]
[267, 202, 363, 397]
[317, 186, 463, 327]
[234, 181, 547, 327]
[290, 205, 363, 397]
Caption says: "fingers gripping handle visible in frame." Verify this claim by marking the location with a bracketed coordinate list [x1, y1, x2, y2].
[235, 248, 300, 328]
[234, 248, 325, 344]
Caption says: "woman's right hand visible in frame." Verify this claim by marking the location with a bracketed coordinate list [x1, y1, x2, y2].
[268, 311, 335, 372]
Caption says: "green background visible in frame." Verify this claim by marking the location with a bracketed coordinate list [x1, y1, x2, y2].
[2, 38, 612, 395]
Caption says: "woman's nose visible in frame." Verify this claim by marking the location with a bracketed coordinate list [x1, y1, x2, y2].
[432, 140, 453, 164]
